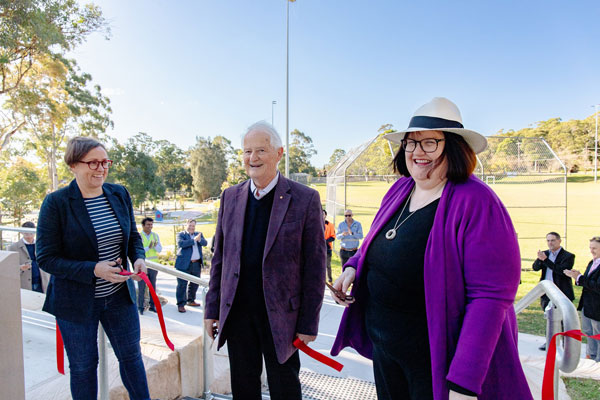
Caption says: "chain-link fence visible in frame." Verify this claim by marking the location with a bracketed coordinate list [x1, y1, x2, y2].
[326, 135, 567, 261]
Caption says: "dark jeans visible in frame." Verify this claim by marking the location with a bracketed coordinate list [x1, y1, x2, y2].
[326, 252, 332, 282]
[225, 305, 301, 400]
[137, 268, 158, 311]
[176, 260, 200, 306]
[339, 249, 357, 267]
[56, 287, 150, 400]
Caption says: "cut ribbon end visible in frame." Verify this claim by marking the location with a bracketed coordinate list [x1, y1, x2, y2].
[293, 338, 344, 372]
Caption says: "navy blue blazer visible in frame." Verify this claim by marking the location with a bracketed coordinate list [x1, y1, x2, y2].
[36, 180, 145, 322]
[174, 231, 207, 271]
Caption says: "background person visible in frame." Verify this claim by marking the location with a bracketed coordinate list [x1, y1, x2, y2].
[337, 209, 363, 266]
[174, 218, 207, 313]
[36, 136, 150, 400]
[8, 221, 50, 292]
[532, 231, 575, 351]
[564, 236, 600, 361]
[323, 209, 336, 283]
[204, 121, 325, 400]
[330, 98, 532, 400]
[138, 217, 162, 314]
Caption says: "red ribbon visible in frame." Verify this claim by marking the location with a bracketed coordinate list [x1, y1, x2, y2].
[542, 329, 600, 399]
[55, 270, 174, 374]
[293, 337, 344, 372]
[119, 270, 175, 351]
[56, 322, 65, 375]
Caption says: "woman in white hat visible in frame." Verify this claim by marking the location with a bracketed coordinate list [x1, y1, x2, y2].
[330, 98, 532, 400]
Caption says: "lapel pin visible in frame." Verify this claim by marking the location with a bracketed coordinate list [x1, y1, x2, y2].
[280, 196, 283, 199]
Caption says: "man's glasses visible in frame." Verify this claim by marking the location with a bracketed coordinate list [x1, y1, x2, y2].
[345, 214, 352, 217]
[401, 138, 445, 153]
[78, 159, 113, 170]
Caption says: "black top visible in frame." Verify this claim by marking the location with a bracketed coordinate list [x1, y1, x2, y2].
[236, 186, 276, 311]
[366, 198, 439, 315]
[364, 197, 475, 397]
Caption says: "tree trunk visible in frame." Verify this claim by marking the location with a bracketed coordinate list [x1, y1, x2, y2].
[51, 126, 58, 191]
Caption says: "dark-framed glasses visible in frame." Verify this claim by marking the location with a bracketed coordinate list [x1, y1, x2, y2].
[78, 159, 113, 170]
[401, 138, 445, 153]
[345, 214, 352, 217]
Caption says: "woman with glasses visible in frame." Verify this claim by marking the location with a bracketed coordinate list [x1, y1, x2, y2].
[330, 98, 532, 400]
[564, 237, 600, 361]
[36, 136, 151, 399]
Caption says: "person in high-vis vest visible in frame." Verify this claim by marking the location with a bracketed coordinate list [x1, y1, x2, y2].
[139, 217, 162, 314]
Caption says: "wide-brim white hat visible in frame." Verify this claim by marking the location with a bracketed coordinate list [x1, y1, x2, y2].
[385, 97, 488, 154]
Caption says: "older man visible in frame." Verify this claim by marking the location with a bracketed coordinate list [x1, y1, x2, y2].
[205, 121, 326, 400]
[8, 221, 50, 292]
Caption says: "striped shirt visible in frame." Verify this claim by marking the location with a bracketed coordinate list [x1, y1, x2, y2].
[84, 195, 124, 298]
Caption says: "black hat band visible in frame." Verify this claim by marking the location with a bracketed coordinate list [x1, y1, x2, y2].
[408, 115, 464, 130]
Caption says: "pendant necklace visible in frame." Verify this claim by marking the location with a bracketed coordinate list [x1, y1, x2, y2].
[385, 187, 415, 240]
[385, 184, 444, 240]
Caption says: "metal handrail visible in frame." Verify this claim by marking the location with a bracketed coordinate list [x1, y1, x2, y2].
[0, 225, 218, 400]
[514, 280, 581, 400]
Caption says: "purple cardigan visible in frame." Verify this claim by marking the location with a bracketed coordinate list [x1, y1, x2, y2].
[331, 176, 532, 400]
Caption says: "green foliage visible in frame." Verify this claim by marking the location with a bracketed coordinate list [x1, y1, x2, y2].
[0, 0, 108, 150]
[493, 114, 599, 172]
[189, 136, 227, 201]
[212, 135, 247, 189]
[222, 148, 247, 190]
[8, 56, 112, 190]
[154, 139, 192, 193]
[108, 134, 165, 207]
[278, 129, 317, 175]
[0, 157, 47, 223]
[325, 148, 346, 171]
[347, 132, 395, 177]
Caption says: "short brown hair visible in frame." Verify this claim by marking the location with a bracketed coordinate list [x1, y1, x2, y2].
[590, 236, 600, 244]
[64, 136, 106, 167]
[392, 131, 477, 183]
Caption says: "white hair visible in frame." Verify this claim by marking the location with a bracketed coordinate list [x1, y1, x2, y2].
[242, 121, 283, 149]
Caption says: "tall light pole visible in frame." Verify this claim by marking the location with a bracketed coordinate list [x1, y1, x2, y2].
[285, 0, 295, 177]
[271, 100, 277, 126]
[595, 104, 599, 182]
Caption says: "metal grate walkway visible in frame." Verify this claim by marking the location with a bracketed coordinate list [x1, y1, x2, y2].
[299, 371, 377, 400]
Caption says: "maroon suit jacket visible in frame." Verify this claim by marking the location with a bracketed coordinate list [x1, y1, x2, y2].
[205, 176, 326, 363]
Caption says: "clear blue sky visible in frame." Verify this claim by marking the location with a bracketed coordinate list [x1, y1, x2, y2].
[72, 0, 600, 167]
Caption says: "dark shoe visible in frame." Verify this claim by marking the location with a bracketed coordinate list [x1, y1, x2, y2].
[187, 301, 201, 307]
[148, 307, 157, 313]
[138, 308, 144, 315]
[178, 306, 186, 313]
[539, 343, 546, 351]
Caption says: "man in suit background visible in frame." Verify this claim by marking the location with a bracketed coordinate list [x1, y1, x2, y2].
[8, 221, 49, 292]
[532, 231, 575, 350]
[204, 121, 326, 400]
[174, 218, 207, 313]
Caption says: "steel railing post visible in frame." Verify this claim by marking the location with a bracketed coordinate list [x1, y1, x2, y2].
[98, 325, 109, 400]
[202, 286, 213, 400]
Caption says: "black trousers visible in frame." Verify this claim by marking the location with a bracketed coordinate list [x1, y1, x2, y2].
[225, 305, 301, 400]
[339, 249, 357, 267]
[367, 308, 433, 400]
